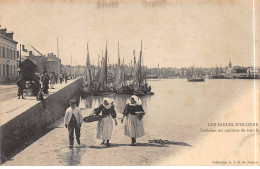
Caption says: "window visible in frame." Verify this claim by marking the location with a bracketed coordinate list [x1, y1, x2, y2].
[0, 46, 1, 58]
[13, 50, 16, 60]
[14, 65, 15, 76]
[3, 64, 5, 77]
[2, 47, 5, 58]
[11, 50, 13, 59]
[0, 64, 1, 76]
[10, 49, 12, 59]
[6, 48, 8, 59]
[8, 48, 11, 59]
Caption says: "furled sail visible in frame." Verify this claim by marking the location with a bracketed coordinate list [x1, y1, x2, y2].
[85, 43, 92, 86]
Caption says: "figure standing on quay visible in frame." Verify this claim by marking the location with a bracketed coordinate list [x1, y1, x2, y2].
[17, 76, 25, 99]
[59, 73, 64, 84]
[121, 95, 145, 145]
[64, 99, 83, 148]
[40, 70, 49, 94]
[65, 73, 68, 83]
[93, 98, 117, 146]
[50, 72, 55, 89]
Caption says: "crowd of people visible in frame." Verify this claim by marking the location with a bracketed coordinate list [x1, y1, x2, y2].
[17, 71, 70, 101]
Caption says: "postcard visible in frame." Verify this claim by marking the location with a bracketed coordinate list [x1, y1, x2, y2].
[0, 0, 259, 166]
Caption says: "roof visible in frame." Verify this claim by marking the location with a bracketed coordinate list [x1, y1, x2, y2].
[19, 58, 37, 68]
[0, 34, 18, 44]
[47, 58, 59, 62]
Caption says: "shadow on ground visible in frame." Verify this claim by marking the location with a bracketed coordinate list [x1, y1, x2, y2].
[88, 141, 192, 149]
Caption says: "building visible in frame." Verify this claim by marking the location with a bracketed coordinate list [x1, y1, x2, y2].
[247, 66, 260, 74]
[47, 53, 61, 74]
[229, 60, 232, 68]
[226, 68, 236, 74]
[0, 27, 18, 82]
[19, 58, 37, 81]
[61, 65, 85, 77]
[74, 65, 85, 76]
[226, 66, 247, 74]
[26, 54, 48, 74]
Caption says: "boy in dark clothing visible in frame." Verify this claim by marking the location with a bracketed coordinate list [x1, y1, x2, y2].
[64, 73, 68, 83]
[17, 77, 25, 99]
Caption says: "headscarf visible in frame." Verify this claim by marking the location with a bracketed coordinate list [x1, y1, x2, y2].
[128, 95, 142, 106]
[103, 98, 113, 109]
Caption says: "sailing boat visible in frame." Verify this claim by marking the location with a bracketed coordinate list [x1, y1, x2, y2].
[209, 66, 224, 79]
[82, 43, 103, 96]
[116, 44, 133, 94]
[187, 66, 205, 82]
[81, 43, 93, 96]
[96, 41, 114, 95]
[132, 41, 154, 96]
[115, 42, 121, 91]
[97, 42, 108, 92]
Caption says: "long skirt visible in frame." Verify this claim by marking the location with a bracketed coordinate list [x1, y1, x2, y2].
[124, 114, 145, 138]
[96, 116, 113, 140]
[50, 82, 54, 89]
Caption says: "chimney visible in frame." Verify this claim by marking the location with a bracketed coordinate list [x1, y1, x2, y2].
[0, 28, 7, 36]
[6, 32, 14, 39]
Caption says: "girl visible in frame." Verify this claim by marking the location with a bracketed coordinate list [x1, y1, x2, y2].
[121, 95, 145, 145]
[93, 98, 117, 146]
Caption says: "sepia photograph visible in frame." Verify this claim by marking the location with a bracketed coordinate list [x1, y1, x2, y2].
[0, 0, 259, 166]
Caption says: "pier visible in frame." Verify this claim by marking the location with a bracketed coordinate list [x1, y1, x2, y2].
[0, 77, 83, 163]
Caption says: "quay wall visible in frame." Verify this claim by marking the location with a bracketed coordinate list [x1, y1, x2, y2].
[0, 77, 83, 163]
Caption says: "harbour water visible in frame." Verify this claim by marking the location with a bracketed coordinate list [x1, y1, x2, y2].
[80, 78, 256, 144]
[4, 79, 258, 165]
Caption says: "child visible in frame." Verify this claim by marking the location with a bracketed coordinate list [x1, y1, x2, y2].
[36, 88, 46, 108]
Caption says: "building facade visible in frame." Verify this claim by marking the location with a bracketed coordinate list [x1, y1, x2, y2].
[47, 53, 61, 74]
[226, 66, 247, 74]
[0, 28, 18, 82]
[26, 55, 48, 75]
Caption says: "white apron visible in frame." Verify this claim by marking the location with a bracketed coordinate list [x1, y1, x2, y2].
[124, 114, 145, 138]
[96, 116, 113, 140]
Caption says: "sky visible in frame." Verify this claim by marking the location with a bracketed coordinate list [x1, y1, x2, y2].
[0, 0, 259, 68]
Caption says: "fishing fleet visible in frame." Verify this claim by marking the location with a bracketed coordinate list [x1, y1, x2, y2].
[81, 41, 154, 97]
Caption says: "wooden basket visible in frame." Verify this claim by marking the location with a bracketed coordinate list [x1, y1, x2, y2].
[83, 115, 102, 123]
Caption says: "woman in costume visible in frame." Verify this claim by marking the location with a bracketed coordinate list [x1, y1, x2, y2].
[93, 98, 117, 146]
[121, 95, 145, 145]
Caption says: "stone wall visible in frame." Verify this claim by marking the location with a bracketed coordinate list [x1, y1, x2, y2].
[0, 77, 83, 163]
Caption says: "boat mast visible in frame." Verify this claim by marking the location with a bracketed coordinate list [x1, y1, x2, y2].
[57, 37, 59, 58]
[139, 40, 142, 87]
[105, 40, 108, 89]
[86, 43, 92, 85]
[116, 42, 121, 89]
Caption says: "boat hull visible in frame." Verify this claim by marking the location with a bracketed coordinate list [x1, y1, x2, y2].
[187, 78, 205, 82]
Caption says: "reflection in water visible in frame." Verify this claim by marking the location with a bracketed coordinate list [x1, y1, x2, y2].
[63, 148, 82, 166]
